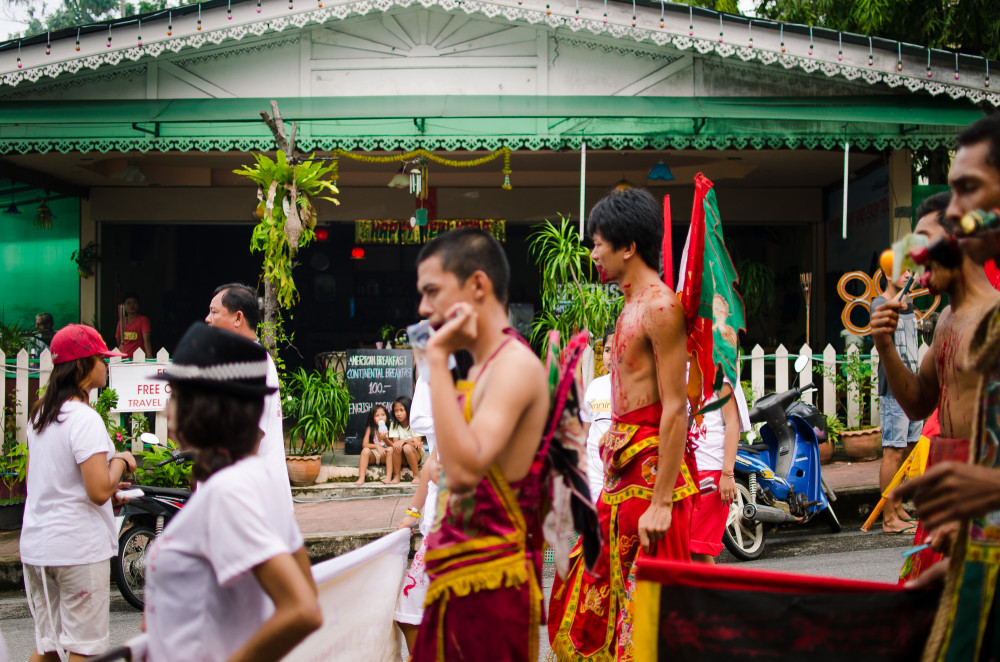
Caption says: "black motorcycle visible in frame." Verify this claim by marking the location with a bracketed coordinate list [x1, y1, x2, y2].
[112, 433, 192, 610]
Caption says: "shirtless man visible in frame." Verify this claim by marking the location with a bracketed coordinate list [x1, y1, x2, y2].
[549, 188, 695, 661]
[409, 228, 550, 662]
[890, 113, 1000, 661]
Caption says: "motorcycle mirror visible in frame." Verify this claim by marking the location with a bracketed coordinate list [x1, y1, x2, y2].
[792, 355, 810, 388]
[139, 432, 163, 446]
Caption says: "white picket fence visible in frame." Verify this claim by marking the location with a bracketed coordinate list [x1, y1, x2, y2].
[739, 342, 930, 428]
[2, 348, 169, 450]
[3, 341, 931, 447]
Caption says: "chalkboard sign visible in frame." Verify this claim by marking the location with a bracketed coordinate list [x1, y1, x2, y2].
[344, 349, 415, 454]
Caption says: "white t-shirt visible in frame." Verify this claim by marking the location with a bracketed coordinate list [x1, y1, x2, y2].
[691, 378, 751, 472]
[581, 375, 612, 504]
[408, 372, 437, 537]
[20, 401, 117, 566]
[144, 456, 303, 662]
[257, 353, 287, 480]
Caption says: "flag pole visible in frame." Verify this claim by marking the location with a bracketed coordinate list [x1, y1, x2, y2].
[579, 141, 587, 240]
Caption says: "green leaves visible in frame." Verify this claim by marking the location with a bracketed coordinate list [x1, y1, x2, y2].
[235, 150, 340, 309]
[528, 215, 623, 349]
[135, 441, 192, 489]
[284, 366, 350, 456]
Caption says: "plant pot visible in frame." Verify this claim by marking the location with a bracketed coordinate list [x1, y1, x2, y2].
[286, 455, 322, 486]
[818, 440, 834, 465]
[0, 500, 25, 531]
[841, 427, 883, 462]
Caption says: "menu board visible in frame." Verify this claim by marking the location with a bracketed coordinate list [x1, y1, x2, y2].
[344, 349, 414, 454]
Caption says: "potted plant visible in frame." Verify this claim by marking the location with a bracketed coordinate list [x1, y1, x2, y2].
[71, 241, 100, 278]
[819, 413, 843, 465]
[284, 365, 350, 486]
[377, 324, 396, 349]
[0, 395, 28, 530]
[529, 214, 622, 352]
[815, 350, 881, 462]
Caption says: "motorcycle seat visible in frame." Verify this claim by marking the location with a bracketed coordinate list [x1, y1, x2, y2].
[137, 485, 191, 499]
[739, 442, 771, 455]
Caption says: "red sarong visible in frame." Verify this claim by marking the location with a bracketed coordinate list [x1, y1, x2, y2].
[899, 436, 970, 585]
[548, 402, 697, 661]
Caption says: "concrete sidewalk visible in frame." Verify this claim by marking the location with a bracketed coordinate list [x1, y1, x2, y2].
[0, 458, 885, 591]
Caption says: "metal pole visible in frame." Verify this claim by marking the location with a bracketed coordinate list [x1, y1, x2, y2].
[842, 140, 850, 240]
[579, 140, 587, 240]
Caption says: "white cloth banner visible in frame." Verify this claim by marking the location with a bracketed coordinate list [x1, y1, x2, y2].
[283, 528, 411, 661]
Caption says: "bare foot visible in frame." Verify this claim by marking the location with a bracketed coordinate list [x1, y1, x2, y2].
[883, 518, 916, 534]
[391, 477, 401, 484]
[353, 478, 366, 486]
[381, 476, 393, 484]
[895, 506, 915, 521]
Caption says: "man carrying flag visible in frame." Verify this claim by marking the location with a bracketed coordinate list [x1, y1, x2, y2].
[549, 187, 698, 661]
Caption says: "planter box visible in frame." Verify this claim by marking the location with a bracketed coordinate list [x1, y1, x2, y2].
[842, 427, 882, 462]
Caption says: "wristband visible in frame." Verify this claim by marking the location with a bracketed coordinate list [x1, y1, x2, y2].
[112, 457, 129, 473]
[721, 472, 735, 478]
[406, 507, 422, 518]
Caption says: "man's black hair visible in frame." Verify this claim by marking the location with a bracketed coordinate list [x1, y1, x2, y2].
[958, 113, 1000, 171]
[122, 291, 139, 303]
[916, 191, 953, 230]
[586, 187, 662, 271]
[416, 229, 510, 304]
[213, 283, 261, 329]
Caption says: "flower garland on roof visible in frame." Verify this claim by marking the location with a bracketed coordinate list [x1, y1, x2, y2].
[330, 147, 512, 190]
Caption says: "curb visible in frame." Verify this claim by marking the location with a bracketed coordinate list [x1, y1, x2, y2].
[0, 486, 883, 596]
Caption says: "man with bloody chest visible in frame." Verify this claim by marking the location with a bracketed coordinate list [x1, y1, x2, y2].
[549, 187, 697, 661]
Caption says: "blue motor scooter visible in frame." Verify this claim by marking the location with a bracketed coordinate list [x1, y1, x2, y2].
[723, 367, 840, 561]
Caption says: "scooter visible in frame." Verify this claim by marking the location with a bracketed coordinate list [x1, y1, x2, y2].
[723, 359, 840, 561]
[112, 433, 192, 610]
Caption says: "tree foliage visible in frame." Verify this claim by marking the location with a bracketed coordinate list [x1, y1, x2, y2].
[753, 0, 1000, 60]
[11, 0, 175, 38]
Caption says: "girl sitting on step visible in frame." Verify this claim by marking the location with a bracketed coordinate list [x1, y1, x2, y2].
[354, 405, 394, 485]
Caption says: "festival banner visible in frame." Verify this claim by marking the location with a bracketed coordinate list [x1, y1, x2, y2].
[633, 558, 939, 662]
[284, 529, 411, 661]
[355, 219, 506, 245]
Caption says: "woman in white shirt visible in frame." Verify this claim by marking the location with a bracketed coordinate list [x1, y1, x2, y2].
[21, 324, 136, 662]
[144, 323, 321, 662]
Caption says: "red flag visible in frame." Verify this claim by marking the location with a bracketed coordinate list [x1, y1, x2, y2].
[662, 194, 672, 289]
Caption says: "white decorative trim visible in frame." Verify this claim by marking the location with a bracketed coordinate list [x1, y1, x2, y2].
[0, 0, 996, 106]
[161, 360, 269, 382]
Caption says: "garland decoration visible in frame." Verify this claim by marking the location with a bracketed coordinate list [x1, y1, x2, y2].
[330, 147, 512, 190]
[355, 219, 506, 245]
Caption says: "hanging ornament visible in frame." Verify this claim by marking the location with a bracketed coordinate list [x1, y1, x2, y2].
[107, 24, 112, 48]
[779, 24, 784, 53]
[167, 11, 173, 35]
[897, 43, 902, 72]
[45, 32, 51, 55]
[955, 52, 960, 80]
[718, 13, 723, 43]
[837, 32, 842, 61]
[197, 4, 202, 30]
[808, 26, 813, 56]
[318, 0, 323, 7]
[927, 48, 932, 78]
[16, 40, 21, 68]
[409, 166, 421, 195]
[630, 0, 635, 27]
[867, 37, 873, 66]
[227, 0, 232, 19]
[545, 3, 550, 14]
[747, 20, 753, 49]
[257, 0, 261, 13]
[574, 0, 579, 20]
[688, 5, 693, 35]
[75, 28, 81, 51]
[602, 0, 607, 23]
[137, 19, 142, 48]
[986, 58, 990, 88]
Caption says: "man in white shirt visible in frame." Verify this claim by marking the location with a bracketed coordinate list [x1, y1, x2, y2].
[205, 283, 288, 491]
[581, 331, 614, 504]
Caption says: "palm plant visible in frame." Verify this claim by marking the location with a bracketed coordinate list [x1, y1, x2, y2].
[284, 366, 350, 457]
[529, 215, 622, 349]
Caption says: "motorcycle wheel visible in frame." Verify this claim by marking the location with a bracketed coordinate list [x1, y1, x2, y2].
[722, 480, 766, 561]
[113, 525, 155, 611]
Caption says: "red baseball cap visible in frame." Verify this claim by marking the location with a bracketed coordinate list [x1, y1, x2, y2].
[50, 324, 126, 365]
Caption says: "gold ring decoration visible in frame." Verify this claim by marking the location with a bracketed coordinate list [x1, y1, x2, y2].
[837, 269, 941, 336]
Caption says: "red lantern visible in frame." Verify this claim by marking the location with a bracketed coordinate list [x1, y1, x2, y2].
[350, 246, 365, 259]
[315, 227, 329, 241]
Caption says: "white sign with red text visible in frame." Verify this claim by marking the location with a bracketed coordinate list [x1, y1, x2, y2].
[109, 362, 171, 412]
